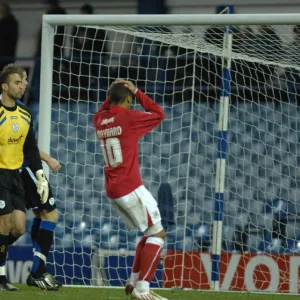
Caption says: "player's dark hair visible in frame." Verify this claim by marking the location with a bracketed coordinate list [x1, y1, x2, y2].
[0, 64, 23, 93]
[109, 83, 133, 105]
[17, 65, 26, 74]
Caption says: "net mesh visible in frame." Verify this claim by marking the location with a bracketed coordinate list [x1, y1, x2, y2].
[31, 23, 300, 292]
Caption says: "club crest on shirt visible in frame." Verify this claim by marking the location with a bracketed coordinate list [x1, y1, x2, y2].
[0, 200, 5, 209]
[49, 197, 55, 206]
[12, 122, 19, 132]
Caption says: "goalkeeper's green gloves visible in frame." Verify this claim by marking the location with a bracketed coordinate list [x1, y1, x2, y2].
[36, 170, 49, 204]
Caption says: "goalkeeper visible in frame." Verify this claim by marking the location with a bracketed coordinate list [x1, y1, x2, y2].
[0, 64, 48, 291]
[0, 67, 61, 291]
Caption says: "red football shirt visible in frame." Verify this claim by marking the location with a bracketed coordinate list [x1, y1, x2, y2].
[93, 89, 165, 198]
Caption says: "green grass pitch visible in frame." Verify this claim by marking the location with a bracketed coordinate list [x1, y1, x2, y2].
[1, 285, 299, 300]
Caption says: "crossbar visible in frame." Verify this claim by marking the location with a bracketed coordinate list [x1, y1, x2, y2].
[43, 13, 300, 26]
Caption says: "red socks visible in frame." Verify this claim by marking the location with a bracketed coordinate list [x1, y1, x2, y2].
[130, 236, 164, 292]
[132, 236, 148, 273]
[138, 237, 164, 282]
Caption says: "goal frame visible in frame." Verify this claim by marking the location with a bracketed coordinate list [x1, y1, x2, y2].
[38, 13, 300, 165]
[38, 13, 300, 291]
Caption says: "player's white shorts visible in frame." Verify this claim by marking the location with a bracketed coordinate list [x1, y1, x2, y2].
[110, 185, 163, 236]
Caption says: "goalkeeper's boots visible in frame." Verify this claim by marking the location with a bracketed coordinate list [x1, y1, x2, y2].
[26, 273, 59, 291]
[43, 272, 62, 288]
[0, 277, 18, 291]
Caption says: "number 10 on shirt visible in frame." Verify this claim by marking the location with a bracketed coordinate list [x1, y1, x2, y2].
[100, 137, 123, 168]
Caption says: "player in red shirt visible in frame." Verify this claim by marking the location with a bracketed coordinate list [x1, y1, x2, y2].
[93, 80, 167, 300]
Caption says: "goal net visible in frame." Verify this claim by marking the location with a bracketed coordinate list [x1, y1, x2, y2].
[34, 19, 300, 293]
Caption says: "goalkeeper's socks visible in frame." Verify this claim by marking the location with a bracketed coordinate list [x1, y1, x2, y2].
[31, 218, 41, 250]
[31, 220, 56, 278]
[0, 234, 9, 283]
[138, 237, 164, 283]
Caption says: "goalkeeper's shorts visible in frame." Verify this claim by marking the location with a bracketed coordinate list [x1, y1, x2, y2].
[0, 169, 26, 215]
[20, 167, 56, 212]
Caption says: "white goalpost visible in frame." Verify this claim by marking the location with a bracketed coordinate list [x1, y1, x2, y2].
[38, 13, 300, 294]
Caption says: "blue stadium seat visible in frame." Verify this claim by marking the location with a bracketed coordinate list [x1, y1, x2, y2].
[161, 119, 172, 133]
[86, 128, 97, 141]
[81, 234, 94, 247]
[170, 131, 181, 143]
[191, 223, 210, 241]
[172, 105, 183, 118]
[233, 213, 249, 231]
[84, 165, 95, 178]
[242, 199, 264, 215]
[266, 237, 284, 254]
[86, 140, 96, 153]
[199, 212, 212, 225]
[248, 214, 273, 233]
[42, 92, 300, 252]
[285, 220, 300, 241]
[108, 235, 119, 250]
[50, 136, 59, 150]
[65, 163, 76, 177]
[173, 238, 190, 251]
[74, 151, 86, 166]
[54, 221, 65, 237]
[224, 200, 240, 217]
[73, 177, 85, 191]
[202, 111, 215, 123]
[172, 226, 184, 242]
[181, 113, 192, 127]
[265, 199, 287, 218]
[246, 233, 264, 253]
[201, 199, 214, 215]
[222, 225, 235, 251]
[186, 212, 200, 225]
[61, 233, 73, 247]
[223, 214, 236, 227]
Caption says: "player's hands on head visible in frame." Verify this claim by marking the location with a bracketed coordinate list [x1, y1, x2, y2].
[47, 157, 61, 173]
[114, 79, 137, 95]
[107, 82, 114, 96]
[36, 169, 49, 204]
